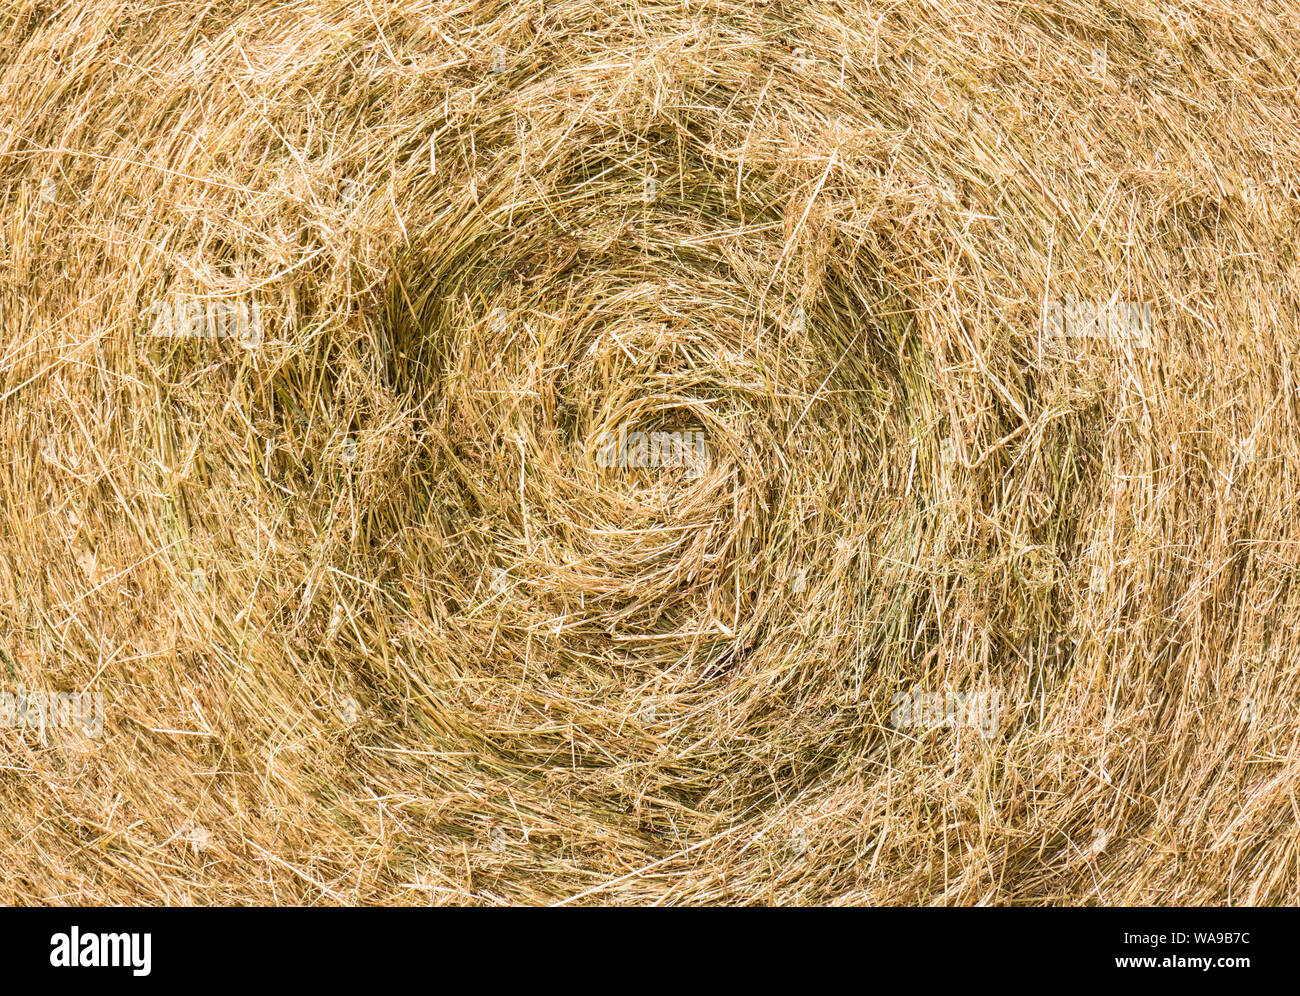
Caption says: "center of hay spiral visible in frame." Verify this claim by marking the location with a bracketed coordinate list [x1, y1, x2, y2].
[378, 126, 928, 820]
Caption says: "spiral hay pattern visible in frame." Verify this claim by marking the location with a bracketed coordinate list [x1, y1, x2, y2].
[2, 1, 1299, 904]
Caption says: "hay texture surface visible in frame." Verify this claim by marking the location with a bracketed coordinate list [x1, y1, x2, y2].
[2, 1, 1300, 905]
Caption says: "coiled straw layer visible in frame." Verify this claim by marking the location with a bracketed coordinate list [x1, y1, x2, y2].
[2, 1, 1300, 904]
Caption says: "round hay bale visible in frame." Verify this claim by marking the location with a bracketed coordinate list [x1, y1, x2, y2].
[1, 1, 1298, 905]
